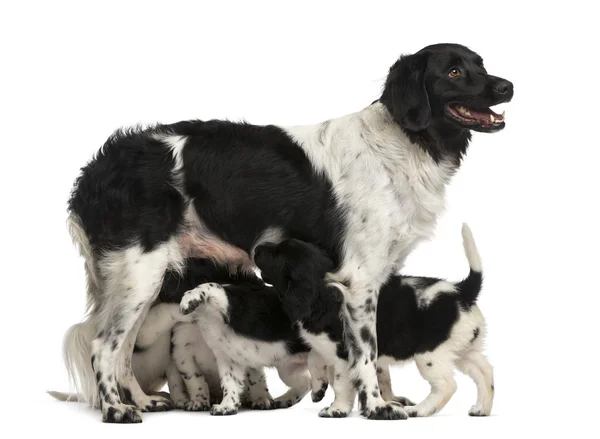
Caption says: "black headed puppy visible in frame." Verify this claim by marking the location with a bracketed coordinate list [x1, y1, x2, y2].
[254, 224, 494, 418]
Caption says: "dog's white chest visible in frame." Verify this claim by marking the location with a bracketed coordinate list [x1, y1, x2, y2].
[285, 104, 455, 281]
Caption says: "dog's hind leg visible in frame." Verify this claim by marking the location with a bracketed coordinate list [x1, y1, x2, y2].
[171, 323, 212, 412]
[273, 356, 311, 409]
[166, 360, 189, 409]
[244, 368, 276, 410]
[456, 350, 494, 416]
[92, 240, 181, 423]
[308, 351, 329, 403]
[376, 365, 415, 407]
[407, 353, 457, 417]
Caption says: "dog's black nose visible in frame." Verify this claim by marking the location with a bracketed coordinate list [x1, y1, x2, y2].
[494, 80, 513, 95]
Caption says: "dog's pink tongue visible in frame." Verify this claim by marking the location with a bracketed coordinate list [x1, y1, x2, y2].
[469, 107, 502, 121]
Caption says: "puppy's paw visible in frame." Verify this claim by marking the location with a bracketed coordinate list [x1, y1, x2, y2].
[249, 397, 276, 410]
[173, 398, 188, 410]
[311, 382, 328, 402]
[140, 395, 174, 412]
[274, 399, 295, 409]
[363, 401, 408, 420]
[318, 406, 349, 418]
[391, 395, 415, 407]
[469, 405, 490, 417]
[406, 404, 437, 418]
[180, 289, 206, 315]
[210, 404, 238, 416]
[183, 400, 211, 412]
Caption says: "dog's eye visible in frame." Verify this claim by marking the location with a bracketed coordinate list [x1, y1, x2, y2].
[449, 68, 461, 78]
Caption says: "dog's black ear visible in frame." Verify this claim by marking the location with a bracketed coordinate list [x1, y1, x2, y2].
[380, 52, 431, 132]
[254, 243, 282, 287]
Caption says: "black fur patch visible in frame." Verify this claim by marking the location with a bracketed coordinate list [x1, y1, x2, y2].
[471, 327, 480, 343]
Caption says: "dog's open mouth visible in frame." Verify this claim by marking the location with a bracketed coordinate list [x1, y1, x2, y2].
[445, 104, 505, 131]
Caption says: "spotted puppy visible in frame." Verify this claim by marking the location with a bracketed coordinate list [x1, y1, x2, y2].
[254, 224, 494, 418]
[179, 281, 320, 416]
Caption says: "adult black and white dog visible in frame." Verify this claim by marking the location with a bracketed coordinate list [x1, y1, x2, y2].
[252, 223, 493, 418]
[63, 43, 513, 422]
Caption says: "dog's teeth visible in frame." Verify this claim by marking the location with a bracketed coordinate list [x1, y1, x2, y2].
[490, 114, 495, 122]
[458, 106, 466, 113]
[501, 111, 505, 118]
[464, 111, 471, 116]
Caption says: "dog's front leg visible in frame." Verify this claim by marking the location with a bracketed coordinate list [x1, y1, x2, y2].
[341, 283, 408, 420]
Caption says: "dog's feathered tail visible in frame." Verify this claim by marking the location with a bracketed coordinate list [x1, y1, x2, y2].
[52, 213, 103, 408]
[56, 319, 100, 407]
[456, 223, 483, 309]
[47, 390, 80, 402]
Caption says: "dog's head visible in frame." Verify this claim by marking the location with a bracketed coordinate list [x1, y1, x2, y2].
[380, 43, 513, 137]
[254, 239, 334, 322]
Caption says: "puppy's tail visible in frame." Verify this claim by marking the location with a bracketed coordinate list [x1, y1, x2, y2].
[456, 223, 483, 309]
[60, 319, 100, 408]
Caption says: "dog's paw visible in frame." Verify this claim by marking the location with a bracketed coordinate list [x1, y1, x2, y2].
[249, 397, 276, 410]
[468, 405, 490, 417]
[140, 395, 174, 412]
[363, 401, 408, 420]
[103, 403, 143, 424]
[406, 405, 437, 418]
[274, 399, 295, 409]
[391, 395, 415, 407]
[173, 398, 188, 410]
[311, 382, 328, 402]
[318, 406, 349, 418]
[180, 289, 206, 315]
[183, 400, 211, 412]
[210, 404, 238, 416]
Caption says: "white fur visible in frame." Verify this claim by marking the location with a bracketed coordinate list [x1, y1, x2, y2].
[462, 223, 482, 272]
[412, 279, 457, 308]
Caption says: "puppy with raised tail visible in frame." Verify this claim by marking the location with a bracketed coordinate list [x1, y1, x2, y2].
[254, 223, 494, 418]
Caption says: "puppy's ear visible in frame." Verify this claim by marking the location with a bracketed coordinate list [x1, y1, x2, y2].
[381, 52, 431, 132]
[254, 243, 281, 286]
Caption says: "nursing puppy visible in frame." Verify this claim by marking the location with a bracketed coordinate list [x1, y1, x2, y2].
[178, 280, 326, 416]
[254, 224, 494, 418]
[54, 258, 275, 413]
[64, 43, 512, 422]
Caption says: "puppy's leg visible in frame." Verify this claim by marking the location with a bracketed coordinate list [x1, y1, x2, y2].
[318, 361, 356, 418]
[456, 350, 494, 416]
[92, 244, 176, 423]
[171, 323, 211, 411]
[339, 281, 408, 420]
[377, 365, 415, 406]
[308, 351, 329, 403]
[407, 353, 457, 417]
[166, 361, 189, 409]
[244, 368, 276, 410]
[136, 303, 192, 349]
[211, 358, 246, 416]
[274, 358, 311, 409]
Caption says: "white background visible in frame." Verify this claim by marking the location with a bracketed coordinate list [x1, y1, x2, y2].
[1, 1, 598, 437]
